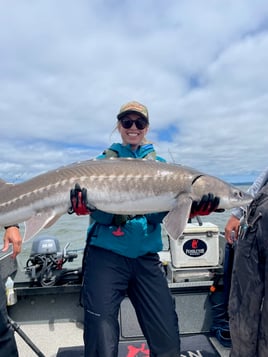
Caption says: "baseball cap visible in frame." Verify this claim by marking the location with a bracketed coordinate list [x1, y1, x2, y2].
[117, 101, 149, 121]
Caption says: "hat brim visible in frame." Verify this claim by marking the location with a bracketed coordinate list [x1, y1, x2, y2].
[117, 110, 148, 122]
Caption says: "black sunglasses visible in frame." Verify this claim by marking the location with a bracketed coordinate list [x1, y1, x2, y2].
[119, 117, 148, 130]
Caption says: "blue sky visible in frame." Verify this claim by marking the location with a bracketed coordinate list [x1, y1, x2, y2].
[1, 0, 268, 184]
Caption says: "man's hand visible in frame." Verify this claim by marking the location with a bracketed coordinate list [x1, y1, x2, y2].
[190, 193, 221, 218]
[225, 215, 240, 244]
[68, 183, 94, 215]
[2, 226, 22, 259]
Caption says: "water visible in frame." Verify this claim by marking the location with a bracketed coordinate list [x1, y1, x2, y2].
[3, 185, 250, 271]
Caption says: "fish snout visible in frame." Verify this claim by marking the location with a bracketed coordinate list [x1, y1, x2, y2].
[228, 189, 253, 208]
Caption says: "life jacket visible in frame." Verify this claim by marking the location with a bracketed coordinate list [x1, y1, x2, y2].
[103, 147, 157, 160]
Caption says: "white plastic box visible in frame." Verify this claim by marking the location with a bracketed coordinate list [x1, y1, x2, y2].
[169, 222, 219, 268]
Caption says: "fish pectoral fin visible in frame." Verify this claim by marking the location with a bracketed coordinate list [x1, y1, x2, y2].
[23, 211, 62, 242]
[163, 195, 192, 240]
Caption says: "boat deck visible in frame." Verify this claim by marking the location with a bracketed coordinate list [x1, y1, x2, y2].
[9, 281, 231, 356]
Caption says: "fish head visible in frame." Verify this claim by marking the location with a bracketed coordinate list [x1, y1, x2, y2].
[191, 175, 253, 210]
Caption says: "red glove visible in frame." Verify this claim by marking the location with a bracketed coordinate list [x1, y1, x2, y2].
[190, 193, 222, 218]
[68, 183, 94, 215]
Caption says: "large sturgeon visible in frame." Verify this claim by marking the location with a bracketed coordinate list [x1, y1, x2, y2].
[0, 158, 252, 241]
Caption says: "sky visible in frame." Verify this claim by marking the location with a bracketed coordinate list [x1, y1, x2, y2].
[1, 0, 268, 184]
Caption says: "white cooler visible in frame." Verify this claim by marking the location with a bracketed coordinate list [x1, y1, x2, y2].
[169, 222, 219, 268]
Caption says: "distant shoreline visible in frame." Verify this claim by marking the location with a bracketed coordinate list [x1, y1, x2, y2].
[231, 182, 252, 186]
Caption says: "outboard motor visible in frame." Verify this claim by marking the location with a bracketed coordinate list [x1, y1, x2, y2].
[30, 236, 61, 256]
[26, 236, 81, 287]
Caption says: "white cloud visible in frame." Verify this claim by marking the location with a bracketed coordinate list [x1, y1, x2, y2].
[0, 0, 268, 183]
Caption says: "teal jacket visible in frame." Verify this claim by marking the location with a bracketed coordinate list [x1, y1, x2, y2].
[88, 143, 167, 258]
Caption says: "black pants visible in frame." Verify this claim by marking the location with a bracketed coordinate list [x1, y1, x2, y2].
[0, 278, 18, 357]
[229, 216, 268, 357]
[82, 246, 180, 357]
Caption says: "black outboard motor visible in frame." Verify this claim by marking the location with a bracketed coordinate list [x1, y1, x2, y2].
[26, 236, 81, 287]
[30, 236, 61, 256]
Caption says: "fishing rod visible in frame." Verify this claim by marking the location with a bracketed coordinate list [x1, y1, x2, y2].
[8, 316, 46, 357]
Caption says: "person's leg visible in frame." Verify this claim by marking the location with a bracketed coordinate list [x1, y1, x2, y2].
[0, 278, 18, 357]
[83, 246, 129, 357]
[223, 243, 235, 310]
[128, 253, 180, 357]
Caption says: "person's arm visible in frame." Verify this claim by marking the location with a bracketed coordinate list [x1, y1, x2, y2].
[225, 168, 268, 243]
[224, 215, 240, 244]
[248, 168, 268, 197]
[2, 225, 22, 259]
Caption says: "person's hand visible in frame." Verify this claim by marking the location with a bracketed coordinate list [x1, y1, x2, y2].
[68, 183, 94, 215]
[2, 226, 22, 259]
[190, 193, 221, 218]
[225, 215, 240, 244]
